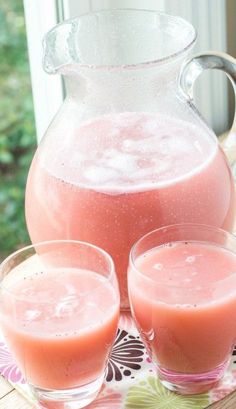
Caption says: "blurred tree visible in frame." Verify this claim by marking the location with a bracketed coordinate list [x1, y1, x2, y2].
[0, 0, 36, 260]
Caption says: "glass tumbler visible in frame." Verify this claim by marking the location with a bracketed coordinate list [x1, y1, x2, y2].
[0, 240, 120, 409]
[128, 224, 236, 395]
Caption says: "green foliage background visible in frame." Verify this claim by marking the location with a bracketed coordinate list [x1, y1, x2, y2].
[0, 1, 36, 260]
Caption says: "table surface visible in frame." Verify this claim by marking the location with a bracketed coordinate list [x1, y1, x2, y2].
[0, 376, 33, 408]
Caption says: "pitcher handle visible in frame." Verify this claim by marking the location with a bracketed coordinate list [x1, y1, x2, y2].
[180, 52, 236, 171]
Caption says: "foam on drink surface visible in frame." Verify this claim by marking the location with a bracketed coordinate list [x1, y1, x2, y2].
[44, 112, 217, 193]
[1, 257, 117, 337]
[134, 242, 236, 306]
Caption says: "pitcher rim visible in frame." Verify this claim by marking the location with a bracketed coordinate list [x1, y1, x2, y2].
[43, 8, 197, 73]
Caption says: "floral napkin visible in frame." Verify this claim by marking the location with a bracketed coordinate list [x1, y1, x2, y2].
[0, 313, 236, 408]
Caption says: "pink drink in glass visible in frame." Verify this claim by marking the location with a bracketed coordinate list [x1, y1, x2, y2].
[129, 229, 236, 394]
[25, 113, 235, 308]
[1, 266, 119, 389]
[0, 241, 119, 408]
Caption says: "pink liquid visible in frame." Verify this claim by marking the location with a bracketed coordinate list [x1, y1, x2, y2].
[25, 112, 235, 307]
[129, 242, 236, 374]
[0, 260, 119, 390]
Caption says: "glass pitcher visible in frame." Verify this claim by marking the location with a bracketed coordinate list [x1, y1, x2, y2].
[25, 9, 236, 309]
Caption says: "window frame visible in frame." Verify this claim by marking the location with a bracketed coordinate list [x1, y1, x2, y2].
[23, 0, 64, 142]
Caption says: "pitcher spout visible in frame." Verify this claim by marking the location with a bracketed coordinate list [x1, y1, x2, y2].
[43, 9, 196, 76]
[43, 20, 80, 74]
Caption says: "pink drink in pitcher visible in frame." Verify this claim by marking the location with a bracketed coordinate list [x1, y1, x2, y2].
[0, 260, 119, 390]
[25, 112, 235, 308]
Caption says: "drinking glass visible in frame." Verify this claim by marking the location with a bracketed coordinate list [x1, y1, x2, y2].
[128, 224, 236, 395]
[0, 240, 120, 409]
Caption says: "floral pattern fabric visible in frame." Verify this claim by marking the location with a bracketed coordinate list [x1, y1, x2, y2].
[0, 313, 236, 408]
[0, 342, 25, 384]
[126, 377, 209, 409]
[106, 329, 145, 382]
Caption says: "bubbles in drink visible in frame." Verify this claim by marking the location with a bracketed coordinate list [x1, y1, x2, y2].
[153, 263, 163, 270]
[185, 256, 196, 264]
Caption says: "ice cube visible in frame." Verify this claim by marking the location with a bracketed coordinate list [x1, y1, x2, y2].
[84, 166, 119, 184]
[25, 309, 42, 322]
[54, 296, 79, 318]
